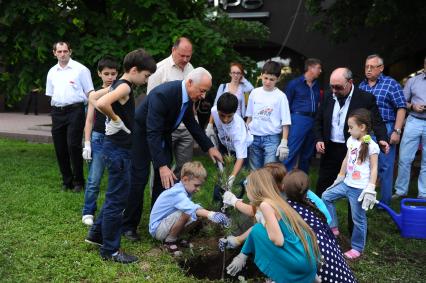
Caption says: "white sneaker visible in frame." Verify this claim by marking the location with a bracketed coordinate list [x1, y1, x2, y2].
[82, 215, 94, 226]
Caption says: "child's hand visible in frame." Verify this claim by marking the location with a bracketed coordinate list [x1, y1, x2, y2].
[207, 212, 231, 228]
[227, 253, 248, 276]
[275, 139, 289, 161]
[218, 235, 241, 251]
[223, 191, 240, 207]
[325, 174, 345, 191]
[358, 183, 377, 210]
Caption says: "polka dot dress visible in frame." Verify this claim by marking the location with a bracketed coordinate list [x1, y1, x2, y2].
[288, 200, 358, 283]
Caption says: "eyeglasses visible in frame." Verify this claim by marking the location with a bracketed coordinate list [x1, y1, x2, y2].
[365, 64, 382, 70]
[330, 81, 349, 91]
[230, 72, 242, 76]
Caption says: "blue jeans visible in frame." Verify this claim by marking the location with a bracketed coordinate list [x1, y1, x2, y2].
[90, 140, 132, 256]
[322, 182, 367, 252]
[284, 114, 315, 173]
[395, 115, 426, 198]
[249, 134, 280, 170]
[82, 131, 106, 216]
[373, 122, 396, 205]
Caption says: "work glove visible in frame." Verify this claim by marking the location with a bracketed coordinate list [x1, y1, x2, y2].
[205, 123, 215, 138]
[275, 139, 289, 161]
[255, 210, 266, 226]
[82, 141, 92, 161]
[207, 211, 231, 228]
[218, 235, 241, 251]
[223, 191, 240, 207]
[325, 174, 345, 191]
[105, 118, 131, 135]
[227, 253, 248, 276]
[227, 175, 235, 189]
[358, 183, 377, 211]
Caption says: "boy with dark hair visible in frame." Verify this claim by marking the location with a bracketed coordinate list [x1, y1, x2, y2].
[245, 61, 291, 170]
[81, 56, 120, 226]
[210, 92, 253, 187]
[85, 49, 156, 264]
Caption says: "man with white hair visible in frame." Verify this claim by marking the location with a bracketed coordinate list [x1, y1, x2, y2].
[121, 67, 223, 241]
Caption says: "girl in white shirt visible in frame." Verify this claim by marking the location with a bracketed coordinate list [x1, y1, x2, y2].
[322, 108, 379, 260]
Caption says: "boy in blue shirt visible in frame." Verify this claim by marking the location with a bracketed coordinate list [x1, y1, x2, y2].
[149, 161, 230, 256]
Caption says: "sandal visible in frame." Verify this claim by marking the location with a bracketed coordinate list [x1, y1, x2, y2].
[179, 239, 193, 249]
[344, 249, 361, 260]
[162, 241, 183, 257]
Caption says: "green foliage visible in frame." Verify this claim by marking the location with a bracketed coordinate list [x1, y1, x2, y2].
[0, 1, 268, 106]
[305, 0, 426, 59]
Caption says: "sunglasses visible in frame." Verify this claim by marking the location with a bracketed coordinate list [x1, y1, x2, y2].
[330, 81, 349, 91]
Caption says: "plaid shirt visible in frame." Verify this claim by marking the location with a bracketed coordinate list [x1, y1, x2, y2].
[359, 74, 406, 122]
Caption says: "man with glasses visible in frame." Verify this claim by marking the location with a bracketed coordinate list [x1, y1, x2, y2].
[359, 54, 406, 205]
[283, 58, 322, 173]
[121, 68, 223, 242]
[393, 57, 426, 200]
[314, 67, 389, 197]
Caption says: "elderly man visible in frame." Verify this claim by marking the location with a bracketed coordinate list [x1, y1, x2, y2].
[283, 58, 322, 173]
[393, 57, 426, 199]
[147, 37, 195, 178]
[121, 67, 223, 241]
[315, 67, 389, 197]
[359, 54, 406, 205]
[45, 41, 94, 192]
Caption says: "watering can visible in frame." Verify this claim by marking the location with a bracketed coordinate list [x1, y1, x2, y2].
[376, 198, 426, 239]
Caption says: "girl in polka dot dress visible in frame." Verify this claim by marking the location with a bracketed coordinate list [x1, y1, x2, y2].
[283, 169, 357, 283]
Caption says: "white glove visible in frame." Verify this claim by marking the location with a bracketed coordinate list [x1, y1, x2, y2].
[255, 210, 266, 226]
[275, 139, 289, 161]
[105, 118, 131, 135]
[205, 123, 216, 139]
[227, 175, 235, 189]
[325, 174, 345, 191]
[82, 141, 91, 161]
[218, 235, 241, 251]
[223, 191, 240, 207]
[358, 183, 377, 211]
[227, 253, 248, 276]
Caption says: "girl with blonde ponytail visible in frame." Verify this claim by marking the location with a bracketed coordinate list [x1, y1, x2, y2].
[226, 168, 320, 283]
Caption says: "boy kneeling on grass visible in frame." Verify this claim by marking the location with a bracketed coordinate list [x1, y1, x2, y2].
[149, 161, 231, 256]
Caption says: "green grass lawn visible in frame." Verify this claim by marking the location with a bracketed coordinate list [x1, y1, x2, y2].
[0, 138, 425, 282]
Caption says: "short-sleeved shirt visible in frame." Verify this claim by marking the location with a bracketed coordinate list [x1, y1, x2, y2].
[46, 58, 94, 107]
[403, 72, 426, 120]
[149, 182, 202, 236]
[214, 78, 254, 118]
[245, 87, 291, 136]
[211, 106, 253, 159]
[344, 136, 380, 189]
[359, 74, 406, 122]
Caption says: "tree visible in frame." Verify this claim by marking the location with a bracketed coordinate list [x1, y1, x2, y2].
[0, 0, 268, 106]
[305, 0, 426, 61]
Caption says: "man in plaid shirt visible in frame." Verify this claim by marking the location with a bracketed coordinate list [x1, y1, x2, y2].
[359, 54, 406, 205]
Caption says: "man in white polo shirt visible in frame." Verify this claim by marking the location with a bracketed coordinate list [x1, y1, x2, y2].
[46, 41, 94, 192]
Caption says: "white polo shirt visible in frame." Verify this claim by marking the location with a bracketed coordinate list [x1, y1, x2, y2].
[245, 87, 291, 136]
[211, 106, 253, 159]
[46, 59, 94, 107]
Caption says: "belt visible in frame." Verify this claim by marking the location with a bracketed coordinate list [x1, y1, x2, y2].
[292, 111, 316, 118]
[411, 114, 426, 121]
[52, 102, 84, 111]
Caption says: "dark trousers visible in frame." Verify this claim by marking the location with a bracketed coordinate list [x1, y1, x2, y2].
[316, 141, 353, 234]
[121, 123, 172, 233]
[25, 91, 38, 115]
[90, 140, 131, 256]
[51, 103, 85, 187]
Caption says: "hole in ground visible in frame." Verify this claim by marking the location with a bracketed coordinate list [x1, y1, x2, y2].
[178, 251, 264, 282]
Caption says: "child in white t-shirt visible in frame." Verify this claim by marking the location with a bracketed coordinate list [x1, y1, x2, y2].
[207, 92, 253, 187]
[245, 61, 291, 170]
[322, 108, 379, 260]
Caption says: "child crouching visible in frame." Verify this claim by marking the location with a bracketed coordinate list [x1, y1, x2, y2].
[149, 161, 230, 256]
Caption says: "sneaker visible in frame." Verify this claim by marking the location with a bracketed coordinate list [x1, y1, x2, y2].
[85, 231, 103, 246]
[101, 251, 138, 264]
[82, 215, 94, 226]
[344, 249, 362, 260]
[122, 230, 141, 242]
[391, 193, 405, 200]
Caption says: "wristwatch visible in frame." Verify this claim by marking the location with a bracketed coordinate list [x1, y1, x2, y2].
[393, 128, 402, 135]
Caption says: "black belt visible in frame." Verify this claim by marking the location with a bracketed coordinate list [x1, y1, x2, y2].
[411, 114, 426, 121]
[52, 102, 84, 111]
[292, 111, 316, 118]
